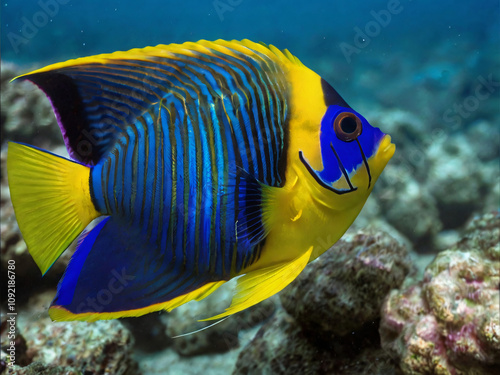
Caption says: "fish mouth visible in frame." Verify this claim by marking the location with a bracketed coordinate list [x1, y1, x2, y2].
[378, 135, 396, 160]
[299, 134, 395, 196]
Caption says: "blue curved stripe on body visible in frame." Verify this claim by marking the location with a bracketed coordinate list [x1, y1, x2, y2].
[73, 45, 292, 314]
[30, 44, 287, 177]
[52, 216, 217, 314]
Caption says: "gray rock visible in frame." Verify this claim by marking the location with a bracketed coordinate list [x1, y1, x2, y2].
[5, 362, 80, 375]
[120, 313, 171, 353]
[427, 134, 488, 228]
[1, 291, 139, 375]
[1, 62, 62, 149]
[165, 281, 277, 356]
[466, 120, 500, 162]
[233, 309, 402, 375]
[280, 229, 413, 337]
[380, 166, 442, 248]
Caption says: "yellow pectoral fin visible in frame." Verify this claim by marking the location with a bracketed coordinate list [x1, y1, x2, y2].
[201, 246, 313, 321]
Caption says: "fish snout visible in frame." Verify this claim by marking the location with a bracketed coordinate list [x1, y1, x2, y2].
[379, 134, 396, 161]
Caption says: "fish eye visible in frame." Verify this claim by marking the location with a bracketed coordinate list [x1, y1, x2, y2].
[333, 112, 362, 142]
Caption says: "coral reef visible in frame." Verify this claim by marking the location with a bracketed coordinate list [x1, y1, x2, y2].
[1, 292, 139, 375]
[368, 106, 499, 249]
[1, 62, 69, 304]
[280, 229, 414, 337]
[427, 135, 490, 229]
[465, 120, 500, 163]
[5, 362, 81, 375]
[0, 16, 498, 374]
[0, 62, 62, 150]
[456, 211, 500, 256]
[379, 166, 442, 248]
[120, 314, 171, 353]
[233, 309, 402, 375]
[164, 281, 277, 356]
[233, 230, 412, 374]
[380, 212, 500, 375]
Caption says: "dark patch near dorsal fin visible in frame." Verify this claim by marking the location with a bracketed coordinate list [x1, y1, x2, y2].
[21, 72, 98, 164]
[321, 78, 350, 108]
[16, 66, 152, 165]
[13, 39, 293, 166]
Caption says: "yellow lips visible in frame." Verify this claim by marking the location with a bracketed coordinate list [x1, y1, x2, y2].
[364, 134, 395, 183]
[378, 134, 396, 161]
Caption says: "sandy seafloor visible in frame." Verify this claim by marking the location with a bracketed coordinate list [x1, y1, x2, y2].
[0, 1, 499, 374]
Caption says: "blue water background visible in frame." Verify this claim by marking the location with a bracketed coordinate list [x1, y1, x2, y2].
[2, 0, 498, 114]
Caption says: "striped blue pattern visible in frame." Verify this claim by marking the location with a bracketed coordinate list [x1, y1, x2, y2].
[85, 43, 290, 293]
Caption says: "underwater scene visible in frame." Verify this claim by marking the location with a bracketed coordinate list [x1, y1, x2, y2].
[1, 0, 499, 374]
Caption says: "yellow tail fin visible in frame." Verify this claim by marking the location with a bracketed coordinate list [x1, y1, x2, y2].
[7, 142, 100, 275]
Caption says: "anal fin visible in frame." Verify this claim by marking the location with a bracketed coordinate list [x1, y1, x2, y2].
[201, 246, 313, 321]
[48, 217, 227, 322]
[50, 279, 226, 322]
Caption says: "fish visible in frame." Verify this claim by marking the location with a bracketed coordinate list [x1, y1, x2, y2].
[7, 39, 395, 322]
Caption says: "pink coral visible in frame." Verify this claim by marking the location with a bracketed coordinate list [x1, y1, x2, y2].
[380, 213, 500, 375]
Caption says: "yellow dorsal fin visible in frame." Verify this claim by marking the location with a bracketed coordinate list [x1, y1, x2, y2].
[213, 39, 306, 67]
[12, 39, 304, 82]
[201, 246, 313, 321]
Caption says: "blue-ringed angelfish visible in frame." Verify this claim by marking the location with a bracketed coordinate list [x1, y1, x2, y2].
[7, 39, 395, 322]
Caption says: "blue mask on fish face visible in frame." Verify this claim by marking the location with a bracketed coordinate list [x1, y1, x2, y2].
[300, 105, 385, 194]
